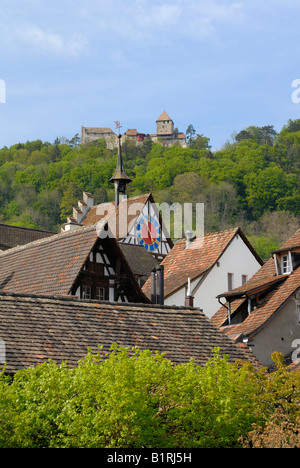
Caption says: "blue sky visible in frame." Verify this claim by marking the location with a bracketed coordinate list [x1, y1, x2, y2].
[0, 0, 300, 150]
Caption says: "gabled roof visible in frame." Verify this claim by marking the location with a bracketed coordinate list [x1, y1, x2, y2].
[0, 225, 97, 295]
[0, 224, 55, 251]
[156, 111, 173, 122]
[81, 193, 151, 229]
[212, 228, 300, 338]
[119, 244, 159, 282]
[213, 268, 300, 339]
[142, 227, 263, 299]
[276, 228, 300, 251]
[216, 273, 287, 300]
[0, 224, 147, 301]
[0, 292, 259, 374]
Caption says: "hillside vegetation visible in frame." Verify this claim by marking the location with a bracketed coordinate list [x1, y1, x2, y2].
[0, 119, 299, 259]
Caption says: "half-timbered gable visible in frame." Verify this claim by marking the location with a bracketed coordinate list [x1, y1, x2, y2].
[70, 235, 151, 302]
[65, 193, 173, 262]
[0, 224, 149, 304]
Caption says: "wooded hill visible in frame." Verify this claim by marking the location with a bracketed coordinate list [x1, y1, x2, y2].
[0, 119, 299, 260]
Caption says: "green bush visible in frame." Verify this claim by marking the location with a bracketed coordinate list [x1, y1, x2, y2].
[0, 346, 262, 448]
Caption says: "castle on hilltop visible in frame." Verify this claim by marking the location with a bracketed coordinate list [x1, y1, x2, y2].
[81, 111, 186, 149]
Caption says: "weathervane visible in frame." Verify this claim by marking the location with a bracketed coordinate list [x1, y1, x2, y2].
[114, 121, 122, 135]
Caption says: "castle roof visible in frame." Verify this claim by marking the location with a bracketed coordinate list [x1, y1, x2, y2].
[156, 111, 173, 122]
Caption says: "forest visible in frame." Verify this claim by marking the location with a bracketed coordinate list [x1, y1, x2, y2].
[0, 118, 299, 259]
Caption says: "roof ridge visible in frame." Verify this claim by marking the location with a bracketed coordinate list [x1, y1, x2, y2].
[0, 224, 97, 258]
[0, 291, 202, 312]
[0, 223, 54, 234]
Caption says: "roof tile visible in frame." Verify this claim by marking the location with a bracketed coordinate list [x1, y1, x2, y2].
[0, 292, 259, 374]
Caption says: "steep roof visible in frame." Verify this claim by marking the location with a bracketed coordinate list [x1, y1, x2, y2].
[81, 193, 151, 229]
[156, 111, 173, 122]
[119, 243, 159, 282]
[0, 224, 147, 301]
[0, 224, 55, 251]
[212, 228, 300, 338]
[0, 226, 99, 295]
[0, 292, 259, 374]
[143, 227, 263, 299]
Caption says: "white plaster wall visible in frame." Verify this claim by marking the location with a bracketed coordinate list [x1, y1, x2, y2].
[164, 234, 262, 318]
[248, 298, 300, 367]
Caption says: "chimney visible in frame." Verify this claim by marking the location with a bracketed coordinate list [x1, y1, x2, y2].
[83, 192, 94, 208]
[185, 231, 194, 249]
[150, 265, 164, 305]
[151, 268, 157, 304]
[185, 277, 194, 307]
[156, 265, 164, 305]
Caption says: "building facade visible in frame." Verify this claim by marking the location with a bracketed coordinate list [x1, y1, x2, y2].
[81, 112, 186, 148]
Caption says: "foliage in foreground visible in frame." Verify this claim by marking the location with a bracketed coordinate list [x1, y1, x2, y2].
[0, 346, 300, 448]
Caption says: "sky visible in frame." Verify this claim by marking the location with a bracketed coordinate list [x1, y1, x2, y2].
[0, 0, 300, 150]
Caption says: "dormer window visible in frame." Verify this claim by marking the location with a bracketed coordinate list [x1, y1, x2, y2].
[281, 254, 292, 275]
[273, 248, 299, 276]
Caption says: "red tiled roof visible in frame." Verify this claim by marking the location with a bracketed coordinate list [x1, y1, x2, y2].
[125, 129, 138, 136]
[278, 228, 300, 251]
[0, 292, 260, 374]
[0, 223, 149, 302]
[0, 225, 98, 296]
[156, 111, 172, 122]
[211, 228, 300, 338]
[81, 193, 151, 231]
[215, 268, 300, 338]
[0, 224, 55, 250]
[216, 273, 287, 299]
[143, 227, 262, 299]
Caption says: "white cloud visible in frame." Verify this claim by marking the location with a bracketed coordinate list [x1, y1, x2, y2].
[77, 0, 243, 42]
[17, 25, 88, 57]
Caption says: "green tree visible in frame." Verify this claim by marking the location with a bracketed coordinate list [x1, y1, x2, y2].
[186, 124, 196, 145]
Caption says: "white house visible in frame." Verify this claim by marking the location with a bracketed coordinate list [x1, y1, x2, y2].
[212, 228, 300, 368]
[143, 227, 263, 318]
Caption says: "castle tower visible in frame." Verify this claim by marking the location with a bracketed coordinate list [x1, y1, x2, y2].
[156, 111, 174, 135]
[110, 133, 132, 207]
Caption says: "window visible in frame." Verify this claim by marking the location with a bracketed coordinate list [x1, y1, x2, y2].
[82, 285, 91, 300]
[228, 273, 234, 291]
[96, 287, 105, 301]
[242, 275, 248, 285]
[281, 255, 292, 275]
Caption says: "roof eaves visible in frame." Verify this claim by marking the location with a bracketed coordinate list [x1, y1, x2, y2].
[246, 283, 300, 340]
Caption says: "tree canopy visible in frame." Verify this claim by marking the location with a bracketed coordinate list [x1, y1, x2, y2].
[0, 346, 300, 448]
